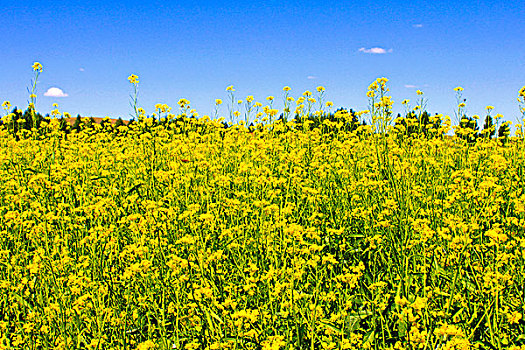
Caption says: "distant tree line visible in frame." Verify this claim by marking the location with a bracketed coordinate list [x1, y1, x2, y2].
[0, 106, 513, 142]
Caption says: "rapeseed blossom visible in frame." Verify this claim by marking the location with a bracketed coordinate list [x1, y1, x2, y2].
[0, 64, 524, 349]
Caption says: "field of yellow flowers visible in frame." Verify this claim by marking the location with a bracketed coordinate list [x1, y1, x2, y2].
[1, 66, 525, 350]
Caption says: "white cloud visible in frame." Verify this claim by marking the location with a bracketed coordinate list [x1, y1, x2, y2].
[404, 84, 418, 88]
[307, 75, 317, 80]
[413, 24, 423, 28]
[358, 47, 393, 54]
[79, 67, 85, 72]
[44, 87, 68, 97]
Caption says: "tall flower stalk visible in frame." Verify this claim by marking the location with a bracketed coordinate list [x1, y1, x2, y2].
[28, 62, 43, 135]
[128, 74, 140, 120]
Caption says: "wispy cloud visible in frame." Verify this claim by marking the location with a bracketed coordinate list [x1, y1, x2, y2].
[44, 87, 68, 97]
[358, 47, 393, 54]
[413, 24, 423, 28]
[307, 75, 317, 80]
[79, 67, 85, 72]
[404, 84, 418, 88]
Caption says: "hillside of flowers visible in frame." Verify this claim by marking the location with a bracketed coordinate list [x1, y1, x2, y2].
[1, 63, 525, 350]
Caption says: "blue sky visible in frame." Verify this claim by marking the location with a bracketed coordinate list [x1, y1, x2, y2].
[1, 0, 524, 123]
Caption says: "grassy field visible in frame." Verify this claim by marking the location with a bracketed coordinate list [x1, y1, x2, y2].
[1, 68, 525, 349]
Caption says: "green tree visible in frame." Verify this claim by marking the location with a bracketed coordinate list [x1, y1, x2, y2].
[498, 121, 511, 144]
[114, 117, 124, 130]
[481, 114, 495, 139]
[72, 114, 82, 132]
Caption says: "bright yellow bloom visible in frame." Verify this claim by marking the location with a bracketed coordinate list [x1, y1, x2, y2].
[226, 85, 235, 92]
[519, 86, 525, 98]
[316, 86, 325, 92]
[178, 98, 190, 107]
[32, 62, 43, 72]
[155, 103, 170, 113]
[215, 99, 222, 105]
[507, 311, 523, 324]
[128, 74, 139, 84]
[283, 86, 291, 92]
[136, 340, 157, 350]
[454, 86, 464, 92]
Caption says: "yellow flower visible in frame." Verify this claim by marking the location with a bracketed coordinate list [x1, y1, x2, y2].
[395, 296, 408, 307]
[316, 86, 325, 92]
[416, 90, 423, 95]
[226, 85, 235, 92]
[486, 105, 494, 111]
[1, 101, 11, 110]
[215, 99, 223, 105]
[178, 98, 190, 107]
[32, 62, 43, 72]
[454, 86, 464, 92]
[507, 311, 522, 324]
[136, 340, 157, 350]
[519, 86, 525, 98]
[128, 74, 139, 84]
[266, 96, 274, 101]
[402, 99, 409, 105]
[411, 296, 428, 311]
[326, 101, 333, 108]
[283, 86, 291, 92]
[434, 323, 465, 337]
